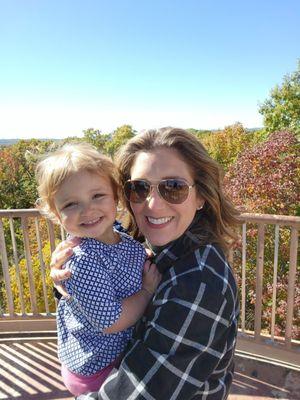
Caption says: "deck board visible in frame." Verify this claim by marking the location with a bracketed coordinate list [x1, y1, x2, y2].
[0, 339, 292, 399]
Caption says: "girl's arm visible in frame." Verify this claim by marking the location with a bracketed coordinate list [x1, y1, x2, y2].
[50, 239, 161, 333]
[103, 260, 161, 334]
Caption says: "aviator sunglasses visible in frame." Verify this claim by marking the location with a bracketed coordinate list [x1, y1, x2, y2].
[124, 179, 196, 204]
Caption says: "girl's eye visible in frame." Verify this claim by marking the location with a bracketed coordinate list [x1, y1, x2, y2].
[63, 202, 77, 209]
[93, 193, 104, 199]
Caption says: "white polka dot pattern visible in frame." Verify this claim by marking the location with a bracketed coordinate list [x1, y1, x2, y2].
[57, 231, 146, 375]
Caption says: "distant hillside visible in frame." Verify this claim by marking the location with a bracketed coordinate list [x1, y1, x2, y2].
[0, 139, 20, 146]
[0, 138, 60, 146]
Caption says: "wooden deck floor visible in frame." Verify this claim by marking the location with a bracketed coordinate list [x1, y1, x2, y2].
[0, 338, 294, 400]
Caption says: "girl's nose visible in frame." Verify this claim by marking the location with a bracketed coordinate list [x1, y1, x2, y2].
[80, 201, 93, 215]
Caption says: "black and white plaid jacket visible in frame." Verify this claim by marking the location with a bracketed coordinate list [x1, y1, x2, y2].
[77, 235, 239, 400]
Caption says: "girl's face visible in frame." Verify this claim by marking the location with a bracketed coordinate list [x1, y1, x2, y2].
[129, 148, 204, 246]
[54, 170, 118, 244]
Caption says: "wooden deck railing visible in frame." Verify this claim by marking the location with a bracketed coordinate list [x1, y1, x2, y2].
[0, 209, 299, 364]
[229, 214, 299, 350]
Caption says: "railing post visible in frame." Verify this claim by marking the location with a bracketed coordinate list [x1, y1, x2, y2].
[0, 219, 14, 316]
[241, 223, 247, 332]
[285, 227, 298, 349]
[21, 216, 38, 315]
[35, 217, 50, 314]
[271, 224, 279, 341]
[9, 217, 26, 315]
[254, 223, 265, 342]
[46, 220, 56, 254]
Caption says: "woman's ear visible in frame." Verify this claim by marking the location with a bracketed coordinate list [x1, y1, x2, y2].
[197, 200, 205, 211]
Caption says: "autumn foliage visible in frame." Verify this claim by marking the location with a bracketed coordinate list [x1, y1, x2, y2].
[0, 124, 299, 339]
[224, 130, 299, 339]
[224, 130, 299, 216]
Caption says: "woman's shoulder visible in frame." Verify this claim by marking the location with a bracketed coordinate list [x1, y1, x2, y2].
[198, 243, 229, 269]
[176, 243, 237, 293]
[180, 242, 227, 268]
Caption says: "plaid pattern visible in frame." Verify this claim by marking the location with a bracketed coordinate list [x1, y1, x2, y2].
[77, 220, 239, 400]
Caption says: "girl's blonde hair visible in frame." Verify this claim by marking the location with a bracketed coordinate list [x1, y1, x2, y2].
[36, 142, 118, 223]
[115, 127, 240, 252]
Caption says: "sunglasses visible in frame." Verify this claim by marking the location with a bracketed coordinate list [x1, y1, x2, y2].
[124, 179, 195, 204]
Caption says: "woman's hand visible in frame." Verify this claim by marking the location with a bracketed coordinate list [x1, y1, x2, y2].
[142, 260, 162, 296]
[50, 237, 81, 297]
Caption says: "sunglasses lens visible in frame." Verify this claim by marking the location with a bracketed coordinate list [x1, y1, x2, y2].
[124, 180, 150, 203]
[158, 179, 189, 204]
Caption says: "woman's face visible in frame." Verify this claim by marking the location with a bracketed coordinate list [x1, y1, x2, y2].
[129, 147, 204, 246]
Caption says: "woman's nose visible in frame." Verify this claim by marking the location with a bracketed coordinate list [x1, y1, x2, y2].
[146, 186, 165, 209]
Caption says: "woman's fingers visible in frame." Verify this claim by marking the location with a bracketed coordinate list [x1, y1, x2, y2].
[54, 283, 69, 298]
[49, 239, 79, 297]
[50, 237, 80, 269]
[58, 237, 80, 254]
[50, 267, 71, 285]
[50, 247, 73, 269]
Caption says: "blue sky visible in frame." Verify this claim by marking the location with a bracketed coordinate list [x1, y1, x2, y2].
[0, 0, 299, 139]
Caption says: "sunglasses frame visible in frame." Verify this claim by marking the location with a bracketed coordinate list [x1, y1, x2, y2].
[124, 178, 196, 204]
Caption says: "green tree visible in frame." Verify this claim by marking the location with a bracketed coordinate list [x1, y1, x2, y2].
[199, 123, 255, 171]
[105, 125, 136, 156]
[83, 128, 110, 152]
[259, 61, 300, 136]
[0, 139, 54, 209]
[1, 240, 56, 314]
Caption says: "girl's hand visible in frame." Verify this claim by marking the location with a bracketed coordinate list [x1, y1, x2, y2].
[50, 237, 81, 297]
[142, 260, 161, 296]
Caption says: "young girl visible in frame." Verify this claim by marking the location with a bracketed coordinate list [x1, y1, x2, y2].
[35, 142, 161, 396]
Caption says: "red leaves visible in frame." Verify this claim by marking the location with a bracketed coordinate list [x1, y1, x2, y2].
[224, 130, 299, 216]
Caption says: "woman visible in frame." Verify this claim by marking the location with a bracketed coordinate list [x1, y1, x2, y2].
[50, 127, 240, 400]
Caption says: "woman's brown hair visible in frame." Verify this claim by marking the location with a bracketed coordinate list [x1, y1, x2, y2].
[115, 127, 240, 252]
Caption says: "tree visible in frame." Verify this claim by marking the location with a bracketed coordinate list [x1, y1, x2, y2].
[1, 241, 56, 314]
[198, 123, 256, 171]
[224, 130, 299, 216]
[0, 139, 54, 209]
[83, 128, 110, 152]
[224, 130, 300, 338]
[259, 61, 300, 136]
[105, 125, 136, 156]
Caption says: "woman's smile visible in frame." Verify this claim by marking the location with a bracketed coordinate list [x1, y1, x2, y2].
[130, 147, 203, 246]
[146, 216, 173, 226]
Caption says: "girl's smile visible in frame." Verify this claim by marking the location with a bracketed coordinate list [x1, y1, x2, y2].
[54, 170, 119, 244]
